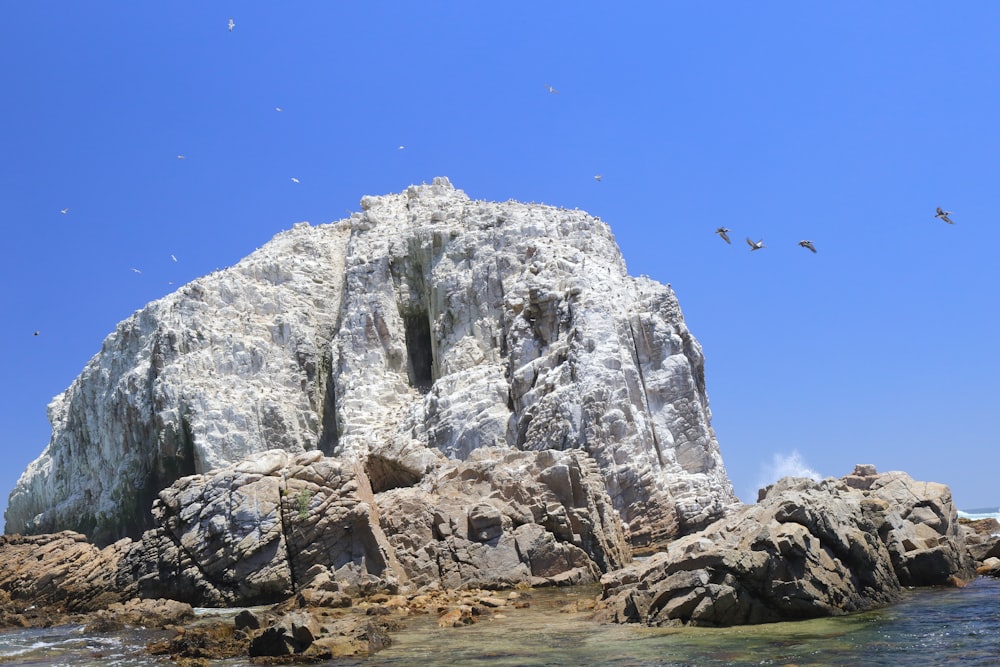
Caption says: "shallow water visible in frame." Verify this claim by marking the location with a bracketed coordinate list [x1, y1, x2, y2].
[2, 578, 998, 666]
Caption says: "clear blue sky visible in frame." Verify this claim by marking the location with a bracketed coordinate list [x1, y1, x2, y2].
[3, 3, 999, 527]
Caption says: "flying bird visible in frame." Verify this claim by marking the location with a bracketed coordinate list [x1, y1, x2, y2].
[33, 331, 39, 337]
[398, 145, 405, 150]
[171, 254, 178, 262]
[290, 177, 300, 184]
[594, 174, 602, 182]
[746, 237, 765, 251]
[798, 240, 817, 253]
[60, 208, 69, 215]
[228, 17, 235, 32]
[131, 268, 142, 274]
[275, 106, 283, 112]
[545, 84, 559, 94]
[176, 155, 185, 160]
[715, 227, 731, 244]
[935, 207, 954, 224]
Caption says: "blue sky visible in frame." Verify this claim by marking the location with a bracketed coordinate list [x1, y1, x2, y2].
[3, 3, 999, 526]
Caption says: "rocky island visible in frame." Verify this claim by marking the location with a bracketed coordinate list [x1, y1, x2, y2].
[2, 178, 994, 661]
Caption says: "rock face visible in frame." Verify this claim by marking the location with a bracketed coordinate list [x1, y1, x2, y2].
[6, 177, 736, 547]
[0, 448, 628, 609]
[595, 466, 975, 626]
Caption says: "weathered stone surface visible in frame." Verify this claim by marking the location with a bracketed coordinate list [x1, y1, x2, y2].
[118, 450, 401, 606]
[0, 532, 130, 612]
[7, 178, 736, 548]
[595, 468, 973, 627]
[960, 518, 1000, 564]
[108, 446, 626, 606]
[378, 447, 629, 590]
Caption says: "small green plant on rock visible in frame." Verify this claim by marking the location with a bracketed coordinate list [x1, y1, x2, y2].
[295, 488, 313, 520]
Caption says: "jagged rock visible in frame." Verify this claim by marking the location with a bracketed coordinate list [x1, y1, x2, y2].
[0, 532, 130, 612]
[7, 178, 736, 548]
[119, 450, 401, 606]
[960, 518, 1000, 563]
[595, 468, 973, 627]
[378, 447, 628, 590]
[84, 597, 193, 632]
[109, 446, 628, 607]
[864, 470, 974, 586]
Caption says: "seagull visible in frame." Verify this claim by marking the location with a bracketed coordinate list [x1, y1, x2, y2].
[228, 17, 235, 32]
[545, 84, 559, 94]
[176, 155, 185, 160]
[275, 106, 283, 112]
[60, 208, 69, 215]
[290, 177, 300, 184]
[171, 254, 178, 262]
[798, 240, 817, 253]
[746, 237, 765, 251]
[935, 207, 954, 224]
[398, 145, 405, 150]
[715, 227, 731, 244]
[131, 268, 142, 274]
[594, 174, 602, 182]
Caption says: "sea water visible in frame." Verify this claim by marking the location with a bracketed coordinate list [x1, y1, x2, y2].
[3, 512, 999, 666]
[2, 579, 998, 666]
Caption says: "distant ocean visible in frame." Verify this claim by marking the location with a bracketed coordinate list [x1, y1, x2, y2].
[958, 507, 1000, 523]
[2, 509, 998, 666]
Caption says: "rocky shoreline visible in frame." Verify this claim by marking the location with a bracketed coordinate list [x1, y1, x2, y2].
[2, 462, 998, 663]
[3, 181, 999, 662]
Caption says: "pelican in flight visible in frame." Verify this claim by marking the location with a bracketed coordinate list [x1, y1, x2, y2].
[715, 227, 731, 244]
[798, 240, 817, 253]
[228, 17, 235, 32]
[935, 207, 954, 224]
[746, 237, 765, 251]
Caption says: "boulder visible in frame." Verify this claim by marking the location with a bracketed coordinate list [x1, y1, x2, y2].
[377, 447, 629, 591]
[595, 468, 973, 627]
[0, 532, 130, 612]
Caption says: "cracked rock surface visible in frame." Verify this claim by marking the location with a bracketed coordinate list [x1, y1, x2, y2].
[6, 177, 736, 549]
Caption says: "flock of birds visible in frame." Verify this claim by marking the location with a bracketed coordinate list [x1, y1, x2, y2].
[712, 207, 955, 255]
[41, 16, 961, 336]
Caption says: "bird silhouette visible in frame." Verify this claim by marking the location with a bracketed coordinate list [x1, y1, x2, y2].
[594, 174, 602, 182]
[798, 240, 817, 253]
[59, 208, 69, 215]
[935, 207, 954, 224]
[716, 227, 731, 244]
[290, 177, 300, 184]
[545, 84, 559, 94]
[746, 237, 765, 251]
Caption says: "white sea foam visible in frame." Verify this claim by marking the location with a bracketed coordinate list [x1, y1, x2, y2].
[958, 508, 1000, 522]
[748, 450, 822, 501]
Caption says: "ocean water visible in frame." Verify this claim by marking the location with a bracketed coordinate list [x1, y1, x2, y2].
[3, 509, 999, 666]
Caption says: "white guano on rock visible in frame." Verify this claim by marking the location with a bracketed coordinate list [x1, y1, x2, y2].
[6, 177, 738, 548]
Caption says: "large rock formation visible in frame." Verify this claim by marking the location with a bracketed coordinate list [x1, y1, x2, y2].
[595, 466, 975, 626]
[6, 177, 736, 547]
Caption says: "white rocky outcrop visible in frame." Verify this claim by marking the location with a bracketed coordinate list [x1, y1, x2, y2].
[6, 177, 737, 547]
